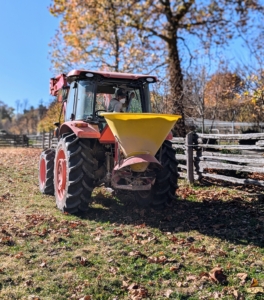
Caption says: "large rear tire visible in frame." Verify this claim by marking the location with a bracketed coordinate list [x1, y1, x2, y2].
[54, 133, 95, 214]
[135, 140, 178, 208]
[39, 148, 55, 195]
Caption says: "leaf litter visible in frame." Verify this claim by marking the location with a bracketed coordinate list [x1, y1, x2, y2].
[0, 148, 263, 299]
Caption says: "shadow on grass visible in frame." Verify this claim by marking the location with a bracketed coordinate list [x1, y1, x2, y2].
[78, 190, 264, 248]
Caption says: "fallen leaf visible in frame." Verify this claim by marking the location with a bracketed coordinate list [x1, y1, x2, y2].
[109, 266, 119, 275]
[237, 273, 247, 284]
[127, 283, 149, 299]
[148, 256, 167, 264]
[94, 235, 101, 241]
[128, 251, 146, 258]
[113, 229, 123, 236]
[233, 290, 245, 300]
[186, 275, 196, 281]
[246, 287, 264, 294]
[250, 278, 259, 287]
[189, 245, 206, 253]
[80, 257, 88, 266]
[79, 296, 92, 300]
[209, 267, 228, 285]
[169, 236, 178, 243]
[25, 280, 33, 286]
[122, 280, 130, 289]
[39, 261, 47, 268]
[14, 252, 24, 259]
[163, 289, 173, 298]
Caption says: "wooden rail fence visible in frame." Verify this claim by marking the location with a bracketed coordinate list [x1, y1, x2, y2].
[2, 130, 264, 188]
[0, 134, 29, 147]
[0, 132, 56, 149]
[172, 132, 264, 187]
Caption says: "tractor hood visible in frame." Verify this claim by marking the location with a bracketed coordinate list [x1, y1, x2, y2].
[101, 113, 181, 158]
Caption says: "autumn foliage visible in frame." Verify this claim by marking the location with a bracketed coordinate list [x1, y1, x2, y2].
[37, 100, 61, 132]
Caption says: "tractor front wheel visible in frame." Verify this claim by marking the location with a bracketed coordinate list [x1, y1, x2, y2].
[39, 148, 55, 195]
[135, 140, 178, 209]
[54, 133, 95, 214]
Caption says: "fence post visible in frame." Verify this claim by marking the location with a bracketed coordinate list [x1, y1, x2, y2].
[49, 131, 51, 148]
[42, 132, 45, 149]
[186, 131, 194, 184]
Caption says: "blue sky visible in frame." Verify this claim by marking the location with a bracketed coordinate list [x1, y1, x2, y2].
[0, 1, 261, 114]
[0, 1, 59, 112]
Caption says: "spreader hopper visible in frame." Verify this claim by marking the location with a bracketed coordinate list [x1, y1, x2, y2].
[101, 113, 181, 172]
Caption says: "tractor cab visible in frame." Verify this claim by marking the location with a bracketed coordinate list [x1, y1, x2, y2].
[62, 70, 157, 130]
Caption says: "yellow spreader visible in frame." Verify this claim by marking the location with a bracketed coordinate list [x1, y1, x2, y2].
[101, 113, 181, 172]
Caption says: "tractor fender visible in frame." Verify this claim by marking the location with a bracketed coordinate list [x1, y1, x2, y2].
[59, 121, 101, 139]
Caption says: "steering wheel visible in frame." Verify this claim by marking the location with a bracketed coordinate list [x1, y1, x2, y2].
[94, 109, 107, 118]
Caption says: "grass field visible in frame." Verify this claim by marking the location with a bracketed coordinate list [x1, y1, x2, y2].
[0, 148, 263, 300]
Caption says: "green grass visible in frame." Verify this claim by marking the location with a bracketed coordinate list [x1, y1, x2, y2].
[0, 148, 263, 299]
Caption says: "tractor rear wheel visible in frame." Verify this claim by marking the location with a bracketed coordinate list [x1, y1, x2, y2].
[39, 148, 55, 195]
[54, 133, 95, 214]
[135, 140, 178, 208]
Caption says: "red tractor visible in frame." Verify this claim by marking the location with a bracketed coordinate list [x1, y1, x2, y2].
[39, 69, 181, 214]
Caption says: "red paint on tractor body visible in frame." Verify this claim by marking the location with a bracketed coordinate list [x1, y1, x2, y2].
[50, 74, 68, 97]
[99, 125, 115, 144]
[59, 121, 101, 139]
[39, 157, 46, 189]
[55, 149, 67, 202]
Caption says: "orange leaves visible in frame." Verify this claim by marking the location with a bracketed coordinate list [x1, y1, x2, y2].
[37, 101, 61, 132]
[14, 252, 24, 259]
[204, 72, 244, 109]
[250, 278, 259, 287]
[189, 245, 206, 253]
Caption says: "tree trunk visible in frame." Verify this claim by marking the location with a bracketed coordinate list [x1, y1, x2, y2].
[167, 37, 186, 137]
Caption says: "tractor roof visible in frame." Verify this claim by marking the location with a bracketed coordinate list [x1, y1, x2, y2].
[67, 69, 158, 82]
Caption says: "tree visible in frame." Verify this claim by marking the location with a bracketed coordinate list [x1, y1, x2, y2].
[9, 108, 39, 135]
[0, 101, 15, 127]
[49, 0, 163, 74]
[49, 0, 264, 136]
[184, 67, 209, 133]
[204, 71, 245, 121]
[38, 100, 61, 133]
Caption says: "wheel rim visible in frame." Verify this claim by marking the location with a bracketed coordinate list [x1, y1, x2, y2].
[56, 149, 66, 201]
[39, 157, 46, 188]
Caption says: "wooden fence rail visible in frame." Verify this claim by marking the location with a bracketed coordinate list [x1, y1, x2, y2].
[0, 134, 29, 147]
[172, 132, 264, 187]
[0, 132, 55, 149]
